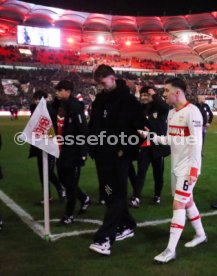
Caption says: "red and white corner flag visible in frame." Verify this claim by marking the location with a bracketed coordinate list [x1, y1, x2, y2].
[19, 97, 59, 158]
[19, 97, 59, 240]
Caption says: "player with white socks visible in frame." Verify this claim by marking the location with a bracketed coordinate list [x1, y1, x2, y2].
[138, 77, 207, 263]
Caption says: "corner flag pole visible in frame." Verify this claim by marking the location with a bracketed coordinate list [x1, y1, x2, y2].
[42, 150, 50, 240]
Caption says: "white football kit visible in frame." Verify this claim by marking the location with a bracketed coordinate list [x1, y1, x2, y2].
[154, 102, 203, 203]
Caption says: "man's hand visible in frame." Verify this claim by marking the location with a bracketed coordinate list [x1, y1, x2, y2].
[137, 127, 150, 139]
[188, 175, 197, 185]
[137, 129, 148, 139]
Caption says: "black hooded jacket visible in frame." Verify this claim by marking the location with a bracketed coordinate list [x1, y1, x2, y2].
[88, 79, 144, 159]
[142, 93, 171, 159]
[52, 96, 88, 167]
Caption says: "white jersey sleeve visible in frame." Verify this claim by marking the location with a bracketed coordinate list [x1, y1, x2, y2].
[187, 105, 203, 178]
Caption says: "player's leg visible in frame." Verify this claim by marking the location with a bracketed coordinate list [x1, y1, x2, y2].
[154, 175, 189, 263]
[185, 197, 207, 247]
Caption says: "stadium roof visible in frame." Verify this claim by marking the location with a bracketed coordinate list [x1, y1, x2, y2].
[20, 0, 217, 17]
[0, 0, 217, 63]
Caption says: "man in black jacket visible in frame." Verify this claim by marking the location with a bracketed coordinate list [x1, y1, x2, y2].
[88, 65, 144, 255]
[196, 95, 213, 145]
[54, 80, 91, 225]
[129, 86, 170, 207]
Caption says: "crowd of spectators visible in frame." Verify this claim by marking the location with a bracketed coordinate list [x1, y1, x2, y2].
[0, 67, 216, 111]
[1, 45, 217, 72]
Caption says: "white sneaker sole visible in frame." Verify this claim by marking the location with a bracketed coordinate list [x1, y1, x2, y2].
[89, 244, 111, 255]
[184, 236, 208, 248]
[154, 255, 176, 264]
[115, 231, 134, 241]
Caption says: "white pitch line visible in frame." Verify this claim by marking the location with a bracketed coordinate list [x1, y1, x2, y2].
[0, 190, 45, 239]
[37, 218, 103, 225]
[50, 229, 97, 242]
[1, 188, 217, 242]
[137, 210, 217, 227]
[40, 210, 217, 241]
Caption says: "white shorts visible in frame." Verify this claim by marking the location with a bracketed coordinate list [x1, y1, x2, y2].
[171, 174, 196, 203]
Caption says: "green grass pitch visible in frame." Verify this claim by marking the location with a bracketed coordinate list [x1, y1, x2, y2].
[0, 116, 217, 275]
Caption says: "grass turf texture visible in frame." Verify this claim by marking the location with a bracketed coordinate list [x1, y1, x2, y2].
[0, 116, 217, 275]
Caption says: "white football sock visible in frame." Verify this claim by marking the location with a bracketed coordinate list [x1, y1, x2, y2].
[186, 203, 205, 237]
[167, 209, 186, 252]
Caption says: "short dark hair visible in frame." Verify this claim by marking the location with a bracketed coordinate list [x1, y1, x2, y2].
[94, 64, 115, 82]
[33, 90, 48, 100]
[140, 85, 155, 95]
[55, 80, 74, 92]
[165, 77, 186, 92]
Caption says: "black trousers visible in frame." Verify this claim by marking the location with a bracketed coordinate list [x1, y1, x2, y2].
[93, 153, 136, 244]
[202, 126, 207, 145]
[95, 159, 106, 202]
[133, 147, 164, 198]
[37, 154, 62, 196]
[56, 161, 86, 216]
[128, 162, 137, 188]
[96, 161, 137, 201]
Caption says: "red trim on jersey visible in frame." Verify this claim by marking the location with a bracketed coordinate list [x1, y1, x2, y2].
[175, 190, 191, 197]
[175, 101, 189, 112]
[190, 215, 201, 222]
[168, 125, 190, 137]
[190, 167, 198, 178]
[171, 223, 184, 229]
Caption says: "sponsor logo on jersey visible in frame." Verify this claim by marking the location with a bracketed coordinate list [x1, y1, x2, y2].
[192, 120, 202, 127]
[168, 125, 190, 136]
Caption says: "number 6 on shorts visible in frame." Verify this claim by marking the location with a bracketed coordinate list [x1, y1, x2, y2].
[183, 180, 189, 191]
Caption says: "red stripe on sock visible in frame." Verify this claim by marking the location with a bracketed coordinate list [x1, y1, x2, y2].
[175, 190, 191, 197]
[190, 215, 201, 221]
[171, 223, 184, 229]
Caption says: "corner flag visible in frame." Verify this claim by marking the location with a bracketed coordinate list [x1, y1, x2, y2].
[19, 97, 59, 158]
[19, 97, 59, 240]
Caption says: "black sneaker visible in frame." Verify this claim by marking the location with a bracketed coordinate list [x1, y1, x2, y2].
[153, 196, 161, 204]
[129, 197, 140, 208]
[58, 215, 74, 226]
[116, 228, 134, 241]
[78, 196, 91, 214]
[89, 238, 111, 255]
